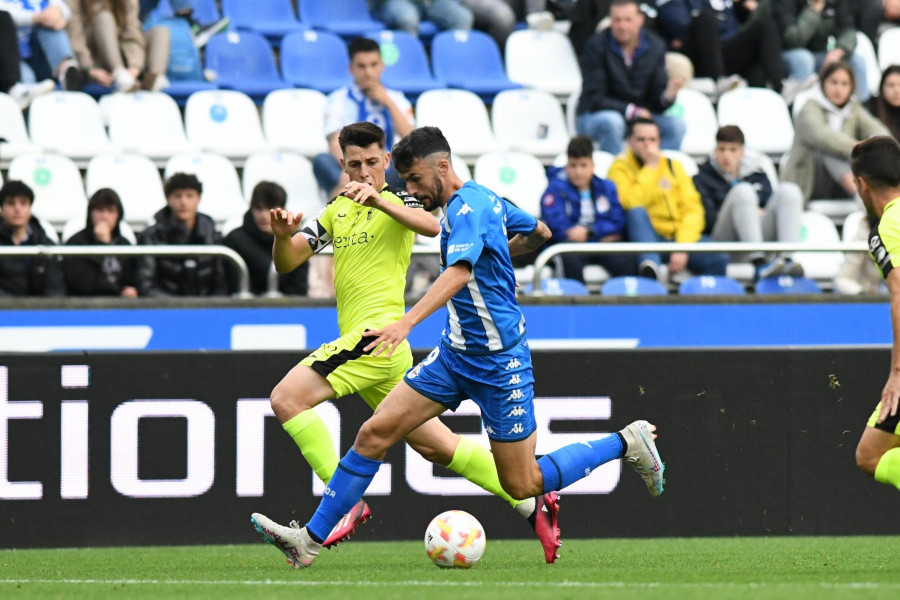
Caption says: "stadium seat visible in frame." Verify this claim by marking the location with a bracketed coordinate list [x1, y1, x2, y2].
[221, 0, 306, 43]
[716, 87, 793, 156]
[0, 92, 40, 166]
[790, 87, 816, 120]
[164, 152, 248, 224]
[879, 27, 900, 71]
[491, 89, 569, 162]
[552, 150, 616, 178]
[523, 277, 590, 296]
[151, 0, 222, 27]
[262, 89, 329, 157]
[431, 30, 521, 103]
[662, 150, 699, 177]
[856, 31, 882, 98]
[241, 152, 325, 224]
[7, 153, 88, 228]
[28, 92, 119, 165]
[473, 151, 549, 217]
[298, 0, 384, 39]
[204, 31, 289, 100]
[85, 154, 167, 226]
[678, 275, 746, 295]
[365, 30, 444, 100]
[601, 276, 668, 296]
[280, 30, 351, 94]
[184, 90, 273, 161]
[754, 275, 823, 294]
[674, 87, 717, 157]
[504, 30, 581, 98]
[565, 89, 580, 137]
[61, 216, 137, 244]
[107, 92, 197, 166]
[807, 198, 861, 225]
[415, 89, 504, 160]
[841, 209, 868, 243]
[452, 154, 472, 181]
[744, 149, 779, 186]
[794, 210, 843, 281]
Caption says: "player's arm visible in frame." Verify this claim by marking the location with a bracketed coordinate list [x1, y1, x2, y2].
[509, 219, 552, 257]
[881, 267, 900, 423]
[346, 181, 440, 237]
[363, 263, 472, 356]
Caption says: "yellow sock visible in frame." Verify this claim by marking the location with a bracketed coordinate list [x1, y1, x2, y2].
[874, 447, 900, 491]
[282, 411, 339, 484]
[447, 436, 522, 508]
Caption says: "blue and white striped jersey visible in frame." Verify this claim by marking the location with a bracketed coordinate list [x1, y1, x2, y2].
[439, 181, 539, 354]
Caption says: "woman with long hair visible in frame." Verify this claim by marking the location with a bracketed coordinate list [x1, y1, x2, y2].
[867, 65, 900, 141]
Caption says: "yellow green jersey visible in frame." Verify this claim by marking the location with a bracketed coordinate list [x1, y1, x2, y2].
[870, 198, 900, 280]
[299, 184, 422, 333]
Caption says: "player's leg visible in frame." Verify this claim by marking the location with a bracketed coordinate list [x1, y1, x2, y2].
[856, 402, 900, 490]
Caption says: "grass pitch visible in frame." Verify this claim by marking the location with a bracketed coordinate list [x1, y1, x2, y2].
[1, 536, 899, 600]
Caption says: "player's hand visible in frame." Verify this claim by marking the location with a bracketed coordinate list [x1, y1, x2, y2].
[344, 181, 383, 208]
[363, 320, 413, 357]
[878, 371, 900, 423]
[270, 208, 303, 238]
[362, 82, 390, 105]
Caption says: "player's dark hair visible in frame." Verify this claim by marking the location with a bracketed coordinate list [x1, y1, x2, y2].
[716, 125, 745, 145]
[391, 126, 452, 173]
[567, 135, 594, 160]
[348, 37, 381, 60]
[86, 188, 124, 235]
[339, 121, 386, 151]
[851, 136, 900, 189]
[0, 180, 35, 205]
[626, 117, 658, 138]
[164, 172, 202, 198]
[250, 181, 287, 210]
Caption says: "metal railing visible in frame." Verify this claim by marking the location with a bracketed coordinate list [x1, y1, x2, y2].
[0, 245, 252, 297]
[530, 241, 871, 293]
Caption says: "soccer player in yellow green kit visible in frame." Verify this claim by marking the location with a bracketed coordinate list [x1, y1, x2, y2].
[251, 121, 561, 565]
[851, 135, 900, 492]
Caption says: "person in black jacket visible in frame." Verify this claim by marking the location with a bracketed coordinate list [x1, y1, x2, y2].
[224, 181, 309, 296]
[135, 172, 228, 297]
[575, 0, 686, 154]
[63, 188, 137, 297]
[0, 180, 65, 297]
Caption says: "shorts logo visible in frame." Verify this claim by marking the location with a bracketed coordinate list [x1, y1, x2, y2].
[508, 374, 521, 385]
[505, 358, 521, 370]
[507, 406, 525, 417]
[408, 364, 422, 379]
[507, 389, 524, 401]
[484, 424, 496, 435]
[509, 423, 524, 435]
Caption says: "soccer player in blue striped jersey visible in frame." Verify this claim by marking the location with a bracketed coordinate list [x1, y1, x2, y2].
[276, 126, 667, 568]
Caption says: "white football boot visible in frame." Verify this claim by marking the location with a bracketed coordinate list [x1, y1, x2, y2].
[620, 420, 665, 497]
[250, 512, 321, 569]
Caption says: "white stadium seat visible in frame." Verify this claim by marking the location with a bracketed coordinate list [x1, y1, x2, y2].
[879, 26, 900, 71]
[108, 92, 197, 165]
[164, 152, 248, 224]
[505, 30, 582, 98]
[674, 87, 718, 157]
[85, 153, 167, 226]
[184, 90, 273, 162]
[241, 152, 325, 224]
[662, 150, 699, 177]
[452, 154, 472, 181]
[473, 151, 548, 217]
[0, 92, 41, 166]
[856, 31, 882, 98]
[717, 87, 794, 156]
[491, 89, 569, 161]
[28, 92, 119, 165]
[7, 153, 88, 227]
[552, 150, 616, 178]
[262, 89, 329, 157]
[415, 89, 503, 161]
[794, 211, 842, 281]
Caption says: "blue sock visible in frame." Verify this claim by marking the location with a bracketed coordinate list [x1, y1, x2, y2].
[537, 433, 624, 493]
[306, 449, 381, 543]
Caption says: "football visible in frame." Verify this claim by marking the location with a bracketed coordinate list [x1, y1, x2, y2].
[424, 510, 486, 569]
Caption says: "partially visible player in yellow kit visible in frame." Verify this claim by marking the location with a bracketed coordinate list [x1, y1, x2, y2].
[250, 122, 561, 565]
[851, 135, 900, 492]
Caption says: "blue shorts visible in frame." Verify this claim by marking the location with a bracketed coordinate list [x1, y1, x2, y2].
[404, 338, 536, 441]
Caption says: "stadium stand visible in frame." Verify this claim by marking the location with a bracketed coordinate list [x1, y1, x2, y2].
[856, 31, 883, 98]
[755, 275, 823, 295]
[184, 90, 273, 161]
[164, 152, 248, 224]
[716, 87, 794, 157]
[280, 30, 352, 94]
[107, 91, 197, 165]
[28, 92, 120, 166]
[452, 154, 472, 182]
[491, 89, 569, 162]
[661, 150, 699, 177]
[564, 90, 580, 137]
[552, 150, 616, 178]
[220, 0, 306, 43]
[0, 93, 41, 167]
[674, 87, 718, 158]
[203, 31, 288, 100]
[678, 275, 746, 295]
[473, 151, 548, 218]
[415, 89, 504, 161]
[794, 211, 843, 283]
[7, 154, 89, 228]
[601, 276, 668, 296]
[85, 154, 167, 226]
[240, 152, 324, 224]
[431, 30, 521, 102]
[878, 26, 900, 72]
[61, 216, 137, 245]
[523, 277, 591, 296]
[298, 0, 385, 39]
[262, 89, 329, 157]
[364, 30, 444, 100]
[504, 30, 582, 98]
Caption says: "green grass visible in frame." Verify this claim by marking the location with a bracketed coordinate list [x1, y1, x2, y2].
[1, 537, 899, 600]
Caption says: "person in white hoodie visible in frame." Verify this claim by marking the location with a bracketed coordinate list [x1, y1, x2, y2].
[782, 60, 888, 204]
[0, 0, 82, 89]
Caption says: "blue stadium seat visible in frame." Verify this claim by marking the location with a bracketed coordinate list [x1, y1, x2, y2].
[204, 31, 289, 101]
[523, 277, 590, 296]
[365, 30, 444, 101]
[418, 20, 438, 45]
[150, 0, 223, 27]
[280, 31, 351, 94]
[678, 275, 746, 295]
[298, 0, 384, 39]
[431, 30, 521, 103]
[755, 275, 823, 295]
[221, 0, 306, 44]
[601, 276, 668, 296]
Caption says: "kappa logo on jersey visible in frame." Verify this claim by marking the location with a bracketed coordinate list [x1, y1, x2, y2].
[507, 389, 524, 401]
[492, 196, 503, 214]
[505, 358, 521, 370]
[507, 406, 526, 417]
[508, 374, 521, 385]
[509, 423, 524, 435]
[456, 203, 473, 216]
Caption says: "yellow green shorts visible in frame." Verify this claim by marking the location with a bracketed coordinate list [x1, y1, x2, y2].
[867, 401, 900, 434]
[300, 327, 412, 410]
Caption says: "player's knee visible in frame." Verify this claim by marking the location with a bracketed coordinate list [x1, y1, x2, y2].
[269, 381, 306, 421]
[355, 420, 393, 458]
[855, 442, 879, 476]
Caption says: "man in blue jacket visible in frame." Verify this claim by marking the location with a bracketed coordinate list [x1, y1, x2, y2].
[540, 135, 640, 281]
[576, 0, 686, 154]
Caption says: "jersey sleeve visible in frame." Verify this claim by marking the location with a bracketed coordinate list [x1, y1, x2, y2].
[877, 215, 900, 278]
[445, 198, 488, 268]
[505, 199, 539, 236]
[298, 201, 335, 254]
